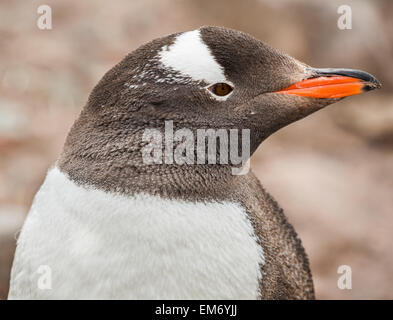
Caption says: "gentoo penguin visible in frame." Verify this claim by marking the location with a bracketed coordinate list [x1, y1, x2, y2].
[8, 27, 380, 300]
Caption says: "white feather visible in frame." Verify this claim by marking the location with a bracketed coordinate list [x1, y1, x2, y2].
[158, 29, 227, 85]
[8, 166, 264, 299]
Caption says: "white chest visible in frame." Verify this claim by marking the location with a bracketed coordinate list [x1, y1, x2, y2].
[9, 167, 264, 299]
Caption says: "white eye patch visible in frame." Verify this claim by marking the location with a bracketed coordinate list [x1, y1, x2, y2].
[158, 29, 228, 85]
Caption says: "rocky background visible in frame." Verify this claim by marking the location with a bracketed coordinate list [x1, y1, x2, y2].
[0, 0, 392, 299]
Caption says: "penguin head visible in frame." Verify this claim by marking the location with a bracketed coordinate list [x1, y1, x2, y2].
[83, 26, 381, 156]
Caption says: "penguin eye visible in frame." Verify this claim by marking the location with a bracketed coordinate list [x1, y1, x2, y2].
[208, 83, 233, 96]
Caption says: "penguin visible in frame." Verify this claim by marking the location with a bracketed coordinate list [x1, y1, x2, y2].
[8, 26, 380, 300]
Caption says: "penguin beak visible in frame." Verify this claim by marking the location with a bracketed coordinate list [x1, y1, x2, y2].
[275, 68, 381, 99]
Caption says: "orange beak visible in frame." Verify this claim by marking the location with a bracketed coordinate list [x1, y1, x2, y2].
[276, 68, 381, 99]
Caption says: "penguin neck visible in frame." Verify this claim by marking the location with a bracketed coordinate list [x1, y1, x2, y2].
[58, 120, 240, 202]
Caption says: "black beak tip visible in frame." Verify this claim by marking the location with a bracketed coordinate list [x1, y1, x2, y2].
[309, 67, 382, 90]
[363, 84, 377, 92]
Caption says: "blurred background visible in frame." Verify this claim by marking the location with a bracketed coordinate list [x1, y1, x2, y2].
[0, 0, 392, 299]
